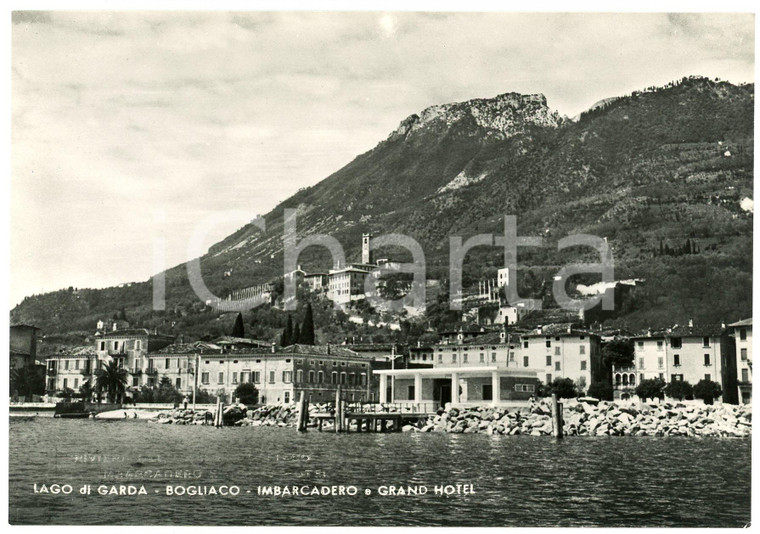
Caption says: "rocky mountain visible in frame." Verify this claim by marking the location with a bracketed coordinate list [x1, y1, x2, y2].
[12, 76, 754, 337]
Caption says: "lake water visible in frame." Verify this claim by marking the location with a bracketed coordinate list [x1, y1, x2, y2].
[8, 418, 751, 526]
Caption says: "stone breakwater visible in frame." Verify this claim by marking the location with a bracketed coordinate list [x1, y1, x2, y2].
[150, 404, 312, 426]
[150, 399, 751, 437]
[403, 399, 752, 437]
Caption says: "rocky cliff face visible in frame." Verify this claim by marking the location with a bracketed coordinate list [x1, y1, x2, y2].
[388, 92, 564, 141]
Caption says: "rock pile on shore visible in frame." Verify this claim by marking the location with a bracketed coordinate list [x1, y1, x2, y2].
[152, 408, 210, 425]
[403, 398, 752, 437]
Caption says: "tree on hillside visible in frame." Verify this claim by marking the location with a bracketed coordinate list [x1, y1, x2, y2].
[299, 303, 315, 345]
[635, 378, 665, 401]
[231, 312, 245, 338]
[292, 324, 301, 346]
[94, 360, 129, 403]
[280, 315, 294, 347]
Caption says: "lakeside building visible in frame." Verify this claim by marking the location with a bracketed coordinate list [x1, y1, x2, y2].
[409, 342, 435, 364]
[628, 323, 724, 389]
[147, 343, 374, 404]
[518, 324, 604, 392]
[721, 318, 752, 405]
[375, 333, 538, 408]
[376, 327, 539, 408]
[45, 327, 175, 394]
[95, 328, 176, 388]
[10, 324, 41, 371]
[45, 345, 98, 393]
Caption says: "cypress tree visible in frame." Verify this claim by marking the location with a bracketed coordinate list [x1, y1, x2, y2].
[300, 303, 315, 345]
[292, 324, 301, 346]
[282, 315, 294, 347]
[231, 312, 245, 337]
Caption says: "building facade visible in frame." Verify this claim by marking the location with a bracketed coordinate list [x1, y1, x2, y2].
[518, 325, 604, 392]
[10, 324, 41, 370]
[721, 319, 752, 405]
[630, 325, 724, 390]
[150, 343, 374, 405]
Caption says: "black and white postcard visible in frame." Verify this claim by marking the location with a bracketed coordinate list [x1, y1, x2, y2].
[7, 6, 755, 527]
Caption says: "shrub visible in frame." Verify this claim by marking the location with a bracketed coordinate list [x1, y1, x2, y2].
[635, 378, 665, 401]
[693, 379, 722, 404]
[234, 382, 259, 406]
[550, 378, 578, 399]
[664, 380, 694, 401]
[587, 381, 614, 401]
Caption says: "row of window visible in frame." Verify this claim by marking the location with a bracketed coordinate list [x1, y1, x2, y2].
[636, 337, 713, 350]
[636, 353, 714, 369]
[200, 370, 368, 386]
[98, 340, 143, 352]
[438, 353, 498, 364]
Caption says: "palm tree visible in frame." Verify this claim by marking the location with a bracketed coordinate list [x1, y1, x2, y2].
[94, 361, 129, 404]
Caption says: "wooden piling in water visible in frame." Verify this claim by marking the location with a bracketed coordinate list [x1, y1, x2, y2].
[335, 387, 343, 433]
[551, 393, 564, 439]
[297, 392, 308, 432]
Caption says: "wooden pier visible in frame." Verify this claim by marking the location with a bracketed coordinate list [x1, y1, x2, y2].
[305, 388, 437, 433]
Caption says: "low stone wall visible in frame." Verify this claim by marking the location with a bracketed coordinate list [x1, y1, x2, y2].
[402, 398, 752, 437]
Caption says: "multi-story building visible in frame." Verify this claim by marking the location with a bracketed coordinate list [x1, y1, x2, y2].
[518, 324, 604, 392]
[409, 343, 435, 365]
[326, 264, 374, 304]
[46, 327, 176, 395]
[10, 324, 41, 370]
[45, 346, 98, 394]
[721, 318, 752, 405]
[94, 328, 176, 387]
[150, 343, 374, 405]
[630, 323, 724, 391]
[305, 272, 328, 292]
[377, 328, 537, 409]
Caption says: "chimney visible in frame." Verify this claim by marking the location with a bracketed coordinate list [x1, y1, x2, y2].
[537, 326, 543, 335]
[417, 340, 421, 348]
[327, 344, 331, 355]
[721, 322, 726, 330]
[112, 322, 118, 332]
[567, 325, 572, 334]
[688, 319, 694, 329]
[270, 342, 276, 354]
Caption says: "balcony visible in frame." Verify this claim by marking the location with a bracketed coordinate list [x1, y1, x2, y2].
[46, 368, 57, 376]
[131, 368, 143, 376]
[80, 369, 92, 376]
[145, 368, 158, 376]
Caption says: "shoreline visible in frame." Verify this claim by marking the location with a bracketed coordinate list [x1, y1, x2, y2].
[138, 398, 752, 438]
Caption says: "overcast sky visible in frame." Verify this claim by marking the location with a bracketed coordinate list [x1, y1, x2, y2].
[10, 11, 754, 306]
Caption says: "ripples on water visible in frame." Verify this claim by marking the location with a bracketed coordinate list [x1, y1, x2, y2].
[8, 418, 751, 526]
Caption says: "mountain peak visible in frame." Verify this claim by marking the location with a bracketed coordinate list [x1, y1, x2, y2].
[388, 91, 563, 142]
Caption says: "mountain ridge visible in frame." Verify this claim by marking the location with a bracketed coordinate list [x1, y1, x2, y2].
[11, 76, 754, 338]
